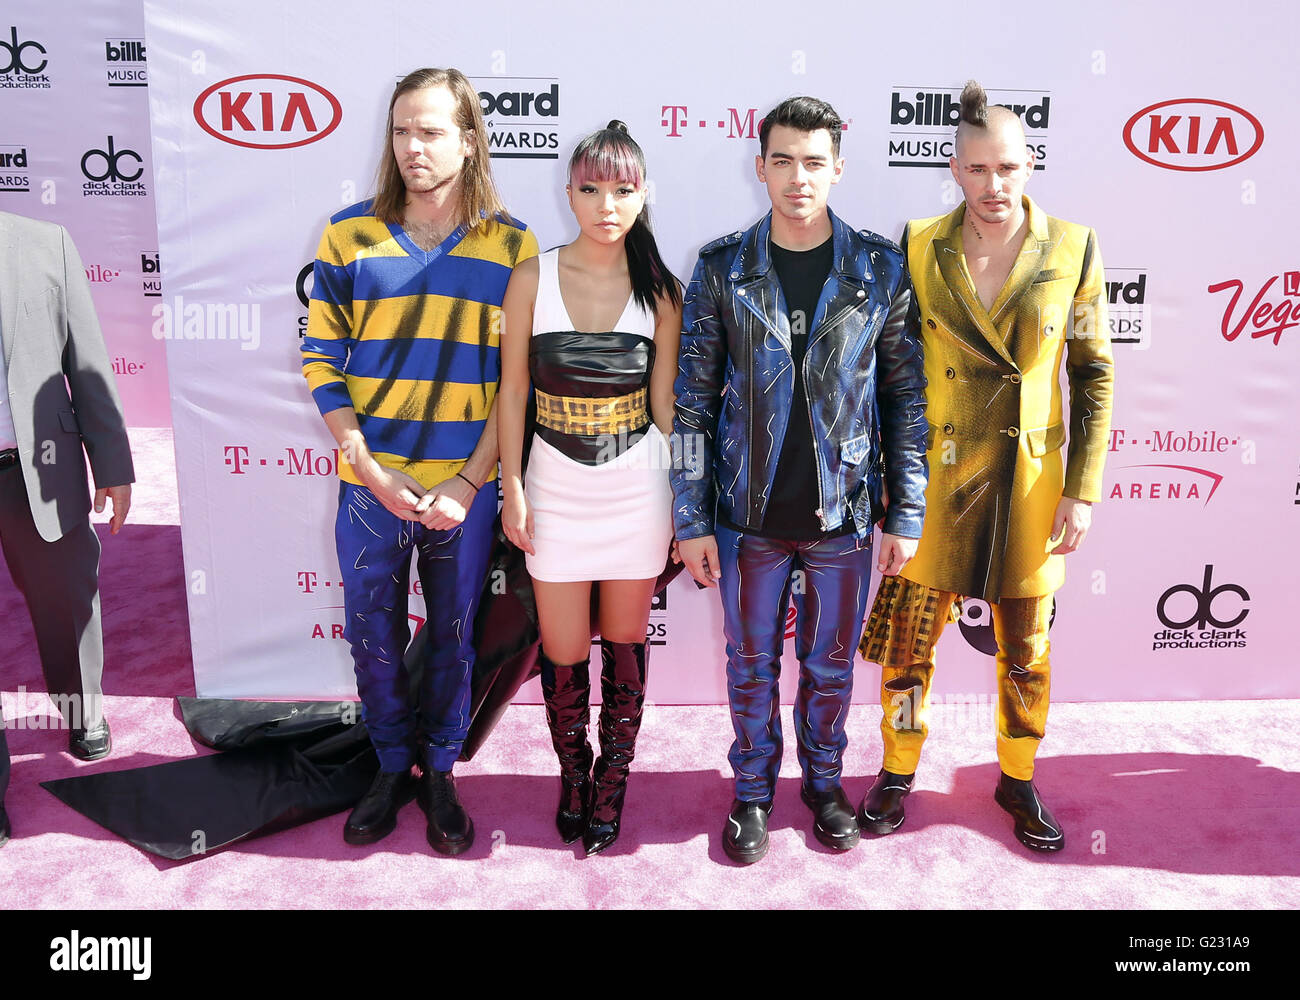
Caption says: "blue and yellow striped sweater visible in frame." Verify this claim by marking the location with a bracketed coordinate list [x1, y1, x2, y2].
[302, 199, 538, 490]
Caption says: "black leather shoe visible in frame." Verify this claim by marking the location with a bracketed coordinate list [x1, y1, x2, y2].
[343, 768, 416, 845]
[722, 798, 772, 865]
[419, 769, 474, 856]
[800, 784, 860, 850]
[995, 772, 1064, 852]
[0, 805, 10, 848]
[857, 768, 915, 835]
[69, 717, 112, 762]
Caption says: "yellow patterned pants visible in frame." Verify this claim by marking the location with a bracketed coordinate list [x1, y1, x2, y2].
[859, 576, 1053, 780]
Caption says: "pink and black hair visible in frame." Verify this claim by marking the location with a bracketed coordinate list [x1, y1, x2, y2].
[568, 121, 680, 313]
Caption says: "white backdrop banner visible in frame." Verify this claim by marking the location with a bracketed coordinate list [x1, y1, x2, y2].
[142, 0, 1298, 702]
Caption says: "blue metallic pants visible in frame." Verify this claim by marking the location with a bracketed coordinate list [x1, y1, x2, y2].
[335, 481, 495, 773]
[715, 524, 874, 801]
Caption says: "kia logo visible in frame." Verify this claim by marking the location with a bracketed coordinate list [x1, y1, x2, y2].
[1123, 99, 1263, 172]
[1156, 565, 1249, 630]
[193, 74, 342, 150]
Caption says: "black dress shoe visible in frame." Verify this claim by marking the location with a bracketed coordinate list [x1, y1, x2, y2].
[0, 805, 10, 848]
[800, 784, 860, 850]
[343, 768, 416, 845]
[69, 718, 112, 762]
[419, 769, 475, 856]
[994, 772, 1064, 852]
[722, 798, 772, 865]
[857, 768, 915, 835]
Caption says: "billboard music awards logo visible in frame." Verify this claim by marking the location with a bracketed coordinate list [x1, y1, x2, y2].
[0, 143, 30, 193]
[887, 86, 1050, 169]
[1105, 268, 1148, 346]
[1207, 269, 1297, 347]
[80, 136, 146, 197]
[958, 598, 1055, 655]
[472, 77, 560, 159]
[0, 26, 50, 88]
[1123, 99, 1263, 172]
[194, 75, 342, 149]
[141, 251, 161, 297]
[104, 37, 146, 87]
[646, 587, 669, 647]
[1106, 427, 1240, 504]
[297, 569, 425, 640]
[1153, 565, 1248, 650]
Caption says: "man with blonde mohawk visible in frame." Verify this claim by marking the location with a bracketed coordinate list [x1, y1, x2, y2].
[858, 80, 1114, 852]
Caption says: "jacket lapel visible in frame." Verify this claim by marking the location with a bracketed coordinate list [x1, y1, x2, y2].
[0, 213, 19, 367]
[993, 197, 1055, 370]
[808, 208, 873, 352]
[731, 213, 792, 354]
[932, 207, 1017, 369]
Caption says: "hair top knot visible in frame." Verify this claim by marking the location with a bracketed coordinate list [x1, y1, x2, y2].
[959, 80, 988, 127]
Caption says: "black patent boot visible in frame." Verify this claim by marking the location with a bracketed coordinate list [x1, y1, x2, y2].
[539, 650, 594, 844]
[583, 639, 648, 856]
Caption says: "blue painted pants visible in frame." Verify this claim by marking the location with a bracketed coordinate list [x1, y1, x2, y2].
[716, 524, 873, 801]
[335, 481, 495, 773]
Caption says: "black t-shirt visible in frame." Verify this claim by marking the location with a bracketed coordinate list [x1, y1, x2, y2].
[754, 236, 847, 540]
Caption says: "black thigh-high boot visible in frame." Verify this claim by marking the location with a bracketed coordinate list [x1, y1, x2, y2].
[538, 650, 594, 844]
[583, 638, 648, 856]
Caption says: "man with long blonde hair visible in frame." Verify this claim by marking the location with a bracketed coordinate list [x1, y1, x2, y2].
[302, 67, 538, 854]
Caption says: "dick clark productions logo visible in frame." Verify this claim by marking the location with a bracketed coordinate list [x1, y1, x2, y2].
[1153, 565, 1249, 650]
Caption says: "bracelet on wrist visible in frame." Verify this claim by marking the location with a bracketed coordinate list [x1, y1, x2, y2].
[455, 471, 479, 492]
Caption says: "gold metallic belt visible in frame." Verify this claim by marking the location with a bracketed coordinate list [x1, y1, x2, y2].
[534, 387, 649, 436]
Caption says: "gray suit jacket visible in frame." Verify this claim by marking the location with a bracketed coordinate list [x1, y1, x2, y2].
[0, 211, 134, 542]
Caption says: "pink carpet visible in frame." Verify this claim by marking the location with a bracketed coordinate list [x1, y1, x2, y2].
[1, 429, 1298, 908]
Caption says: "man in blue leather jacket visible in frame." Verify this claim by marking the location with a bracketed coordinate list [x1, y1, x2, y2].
[671, 96, 929, 864]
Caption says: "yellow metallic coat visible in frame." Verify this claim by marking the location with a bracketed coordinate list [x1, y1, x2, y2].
[900, 196, 1114, 601]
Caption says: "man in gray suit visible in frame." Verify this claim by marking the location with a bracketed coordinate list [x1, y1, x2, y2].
[0, 210, 134, 847]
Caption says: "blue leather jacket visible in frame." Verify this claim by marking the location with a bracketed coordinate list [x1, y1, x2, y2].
[671, 209, 928, 542]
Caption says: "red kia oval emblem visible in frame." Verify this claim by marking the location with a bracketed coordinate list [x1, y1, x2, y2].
[1123, 98, 1263, 172]
[194, 74, 342, 150]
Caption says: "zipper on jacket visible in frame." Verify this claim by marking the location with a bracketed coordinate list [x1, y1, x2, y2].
[746, 320, 755, 521]
[803, 346, 828, 531]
